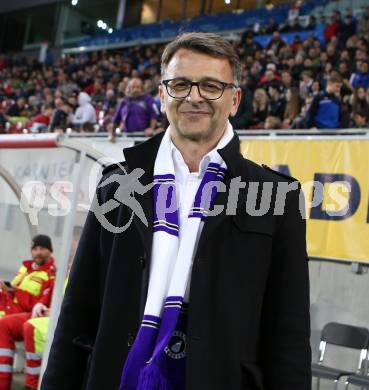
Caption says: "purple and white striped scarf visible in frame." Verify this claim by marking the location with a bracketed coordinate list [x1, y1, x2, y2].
[119, 128, 227, 390]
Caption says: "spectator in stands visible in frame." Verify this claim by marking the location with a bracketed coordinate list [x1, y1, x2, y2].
[260, 64, 282, 90]
[339, 13, 357, 48]
[72, 91, 97, 132]
[6, 97, 26, 117]
[311, 81, 323, 96]
[281, 70, 297, 91]
[101, 89, 117, 114]
[229, 86, 253, 129]
[112, 77, 159, 136]
[241, 30, 262, 58]
[265, 115, 282, 129]
[358, 6, 369, 36]
[266, 31, 286, 56]
[50, 101, 72, 132]
[338, 61, 351, 81]
[326, 44, 340, 67]
[291, 95, 313, 129]
[300, 70, 314, 99]
[29, 103, 53, 133]
[352, 109, 369, 128]
[324, 14, 340, 42]
[27, 95, 40, 118]
[283, 87, 301, 128]
[250, 88, 268, 127]
[280, 17, 302, 33]
[91, 79, 106, 103]
[267, 82, 286, 118]
[306, 15, 317, 30]
[247, 61, 262, 90]
[350, 87, 369, 113]
[265, 17, 279, 34]
[305, 73, 343, 129]
[57, 72, 78, 97]
[350, 60, 369, 90]
[290, 54, 305, 80]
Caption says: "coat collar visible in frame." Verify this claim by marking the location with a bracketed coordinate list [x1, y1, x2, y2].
[122, 129, 247, 253]
[123, 129, 246, 183]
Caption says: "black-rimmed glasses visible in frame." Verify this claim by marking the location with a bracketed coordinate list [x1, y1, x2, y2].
[161, 78, 237, 100]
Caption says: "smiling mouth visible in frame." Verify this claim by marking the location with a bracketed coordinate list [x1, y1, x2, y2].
[180, 111, 211, 115]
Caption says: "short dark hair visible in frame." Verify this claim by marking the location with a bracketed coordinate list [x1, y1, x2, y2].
[328, 72, 343, 84]
[161, 32, 241, 84]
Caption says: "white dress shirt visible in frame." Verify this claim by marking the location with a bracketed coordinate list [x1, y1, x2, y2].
[169, 122, 234, 299]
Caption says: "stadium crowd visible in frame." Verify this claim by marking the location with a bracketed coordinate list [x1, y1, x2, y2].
[0, 6, 368, 136]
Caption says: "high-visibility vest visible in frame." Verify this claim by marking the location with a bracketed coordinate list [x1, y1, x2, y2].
[10, 258, 56, 312]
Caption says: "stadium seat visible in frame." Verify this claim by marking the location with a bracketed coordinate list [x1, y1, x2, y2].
[312, 322, 369, 390]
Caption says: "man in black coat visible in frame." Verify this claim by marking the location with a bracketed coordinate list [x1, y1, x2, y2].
[41, 33, 311, 390]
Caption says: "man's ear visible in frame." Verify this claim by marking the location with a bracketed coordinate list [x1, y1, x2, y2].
[229, 87, 242, 117]
[159, 85, 166, 114]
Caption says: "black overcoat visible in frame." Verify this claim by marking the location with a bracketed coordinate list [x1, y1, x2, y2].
[41, 131, 311, 390]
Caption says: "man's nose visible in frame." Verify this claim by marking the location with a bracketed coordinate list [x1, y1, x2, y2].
[185, 84, 204, 102]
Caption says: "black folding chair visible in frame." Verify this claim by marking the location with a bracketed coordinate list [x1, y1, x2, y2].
[312, 322, 369, 390]
[345, 374, 369, 389]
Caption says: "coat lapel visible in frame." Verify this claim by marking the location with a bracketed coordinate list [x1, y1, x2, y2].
[123, 132, 165, 256]
[196, 132, 249, 253]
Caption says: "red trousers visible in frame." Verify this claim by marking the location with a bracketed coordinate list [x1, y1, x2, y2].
[0, 312, 39, 390]
[23, 319, 42, 389]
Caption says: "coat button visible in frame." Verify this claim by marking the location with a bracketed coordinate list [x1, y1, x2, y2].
[138, 254, 146, 268]
[127, 333, 135, 347]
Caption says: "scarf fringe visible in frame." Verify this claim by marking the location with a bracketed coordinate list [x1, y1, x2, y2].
[137, 363, 173, 390]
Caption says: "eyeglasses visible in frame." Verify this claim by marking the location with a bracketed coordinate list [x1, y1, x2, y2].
[161, 78, 237, 100]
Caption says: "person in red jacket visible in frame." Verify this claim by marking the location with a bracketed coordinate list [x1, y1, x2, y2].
[324, 14, 341, 42]
[0, 234, 56, 390]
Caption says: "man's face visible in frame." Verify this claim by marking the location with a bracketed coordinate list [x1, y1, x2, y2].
[339, 63, 347, 74]
[127, 78, 143, 99]
[31, 246, 51, 266]
[266, 70, 275, 81]
[282, 72, 292, 85]
[354, 114, 366, 126]
[360, 62, 369, 73]
[159, 49, 241, 144]
[329, 81, 342, 95]
[327, 46, 335, 56]
[268, 86, 278, 98]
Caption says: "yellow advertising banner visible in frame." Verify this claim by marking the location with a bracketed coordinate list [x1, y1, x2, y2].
[240, 139, 369, 263]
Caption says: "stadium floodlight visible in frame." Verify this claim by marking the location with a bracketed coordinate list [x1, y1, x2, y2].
[71, 0, 78, 5]
[97, 20, 103, 28]
[102, 22, 107, 30]
[225, 0, 231, 4]
[108, 28, 113, 34]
